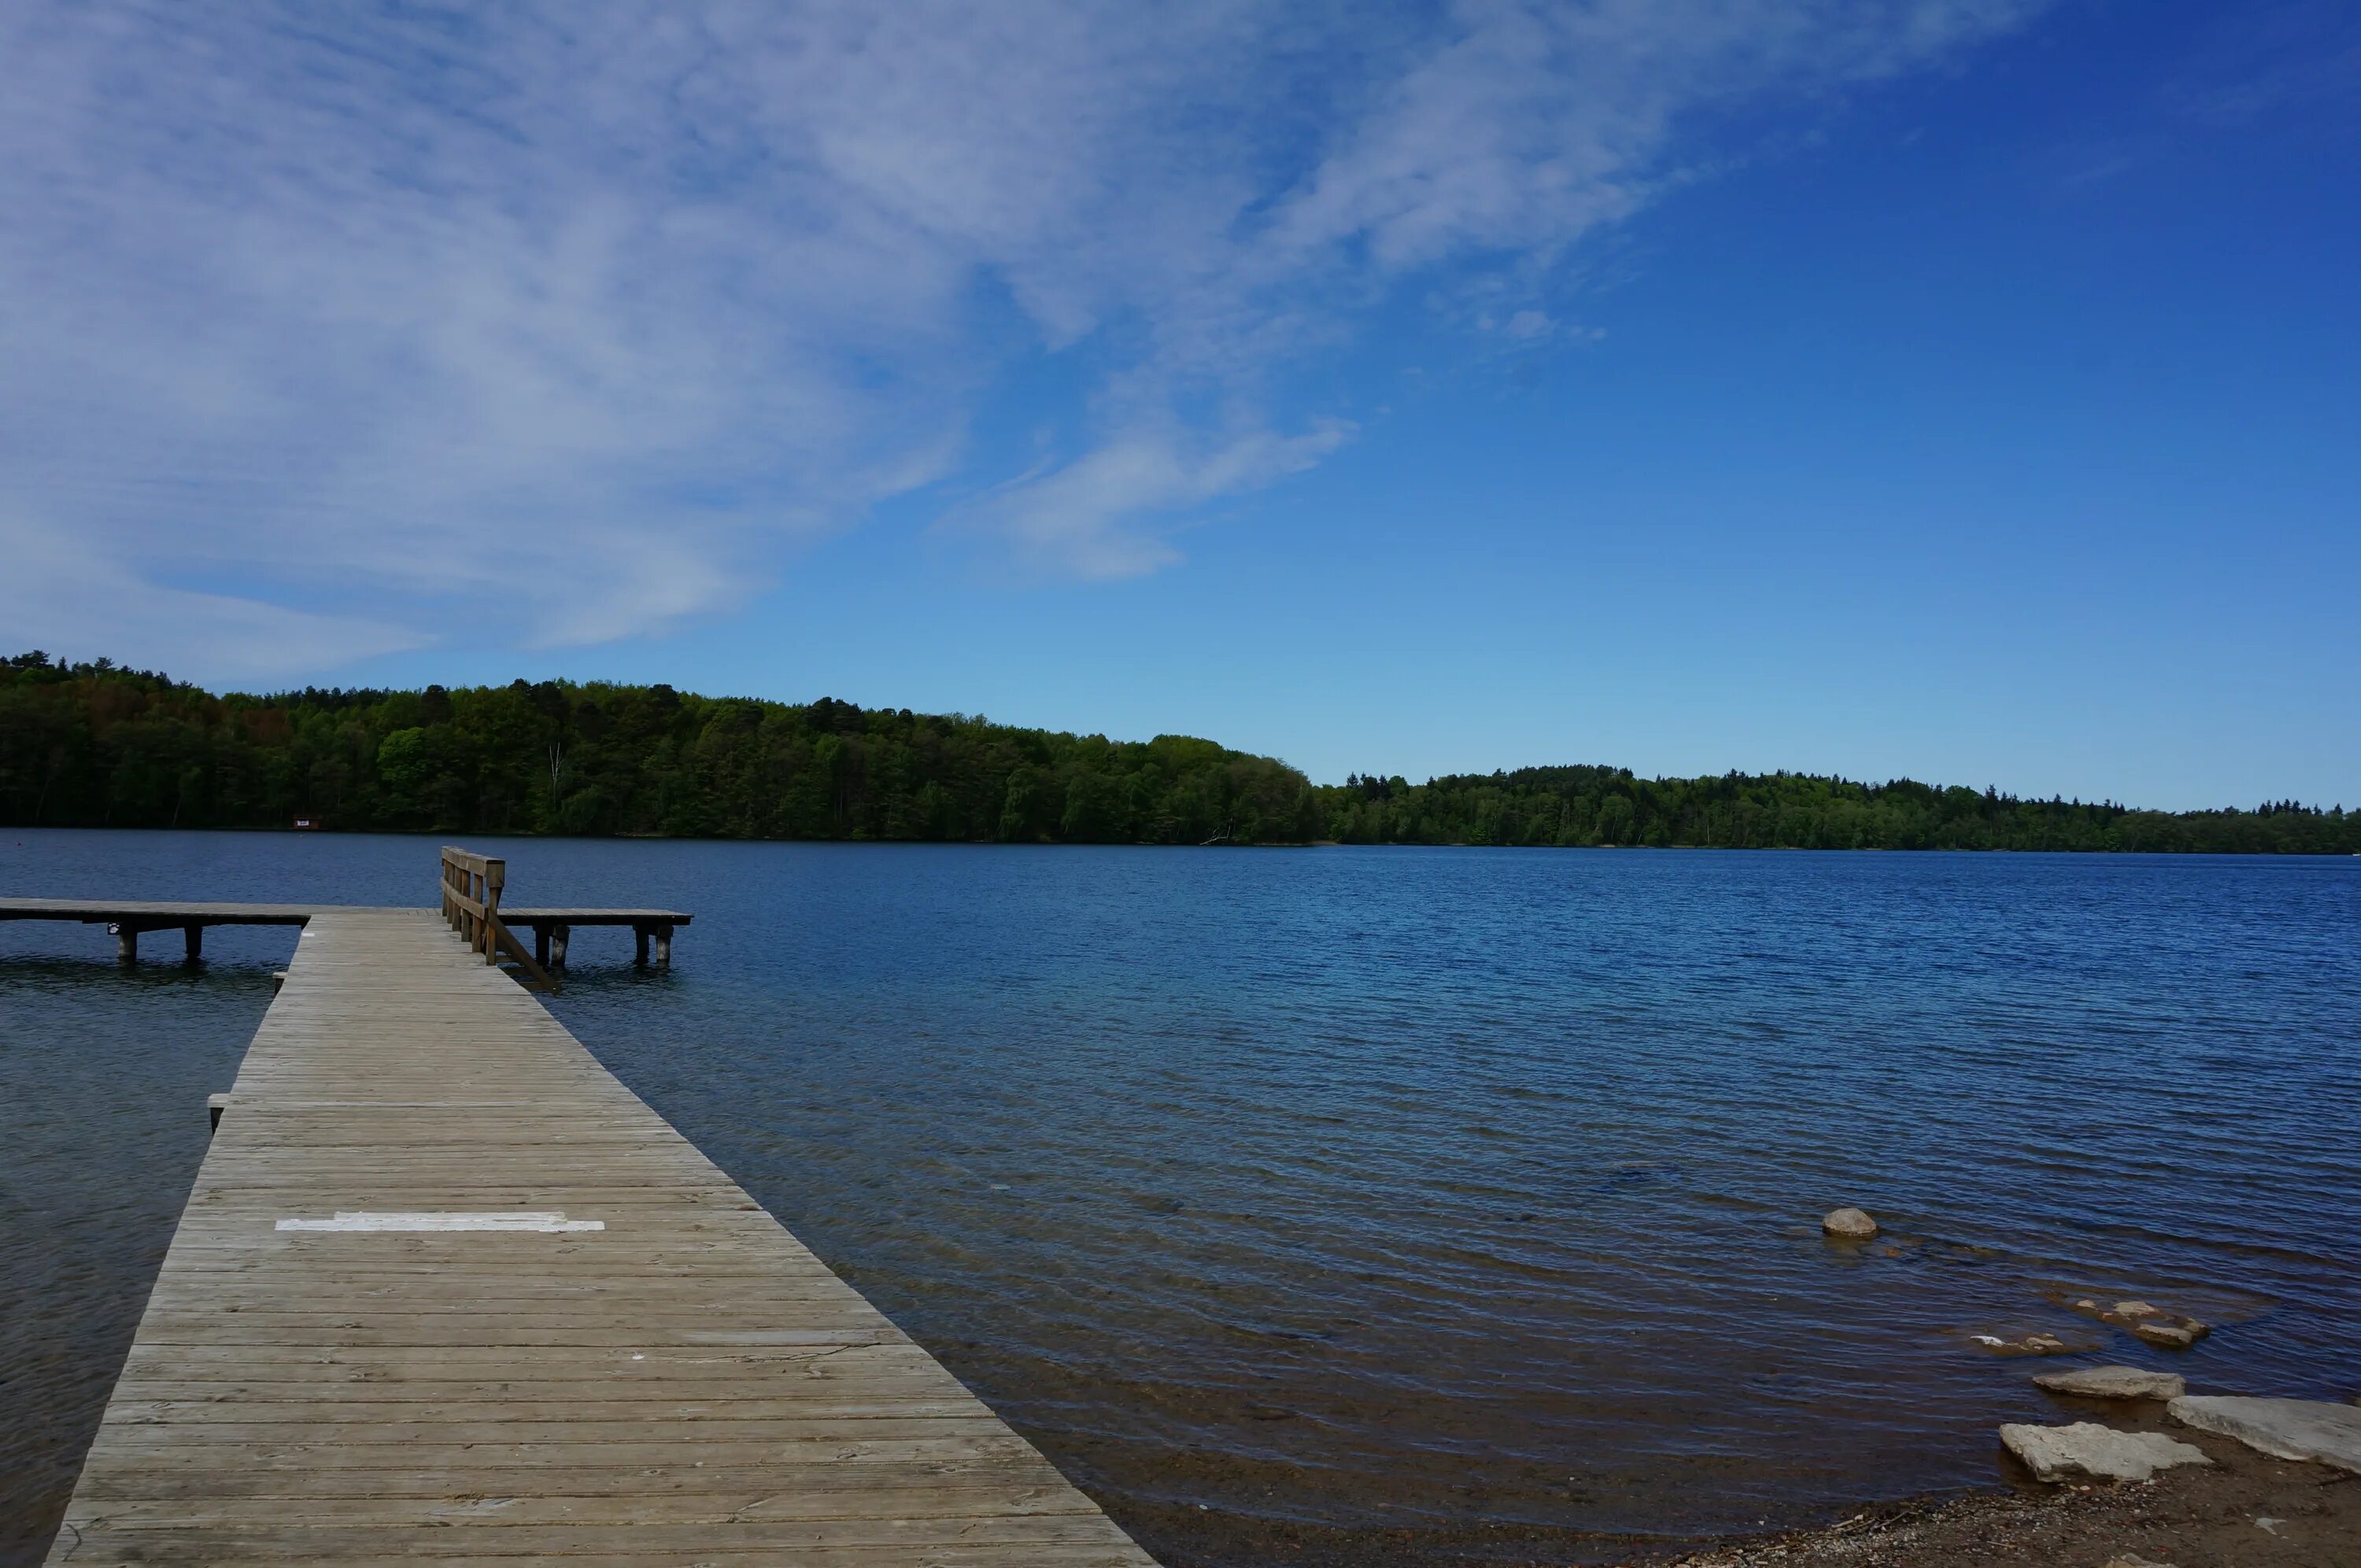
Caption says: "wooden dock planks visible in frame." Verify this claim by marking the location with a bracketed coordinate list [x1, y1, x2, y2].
[48, 909, 1154, 1565]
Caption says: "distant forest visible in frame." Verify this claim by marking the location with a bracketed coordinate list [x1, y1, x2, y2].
[4, 654, 2353, 854]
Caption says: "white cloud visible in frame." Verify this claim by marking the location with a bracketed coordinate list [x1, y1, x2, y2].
[0, 1, 2045, 679]
[974, 419, 1357, 580]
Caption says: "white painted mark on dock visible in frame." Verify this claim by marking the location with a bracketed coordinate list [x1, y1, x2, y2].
[275, 1211, 605, 1233]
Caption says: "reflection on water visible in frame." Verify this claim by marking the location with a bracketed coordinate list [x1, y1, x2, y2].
[3, 832, 2358, 1565]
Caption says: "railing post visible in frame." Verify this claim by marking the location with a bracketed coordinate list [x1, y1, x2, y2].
[482, 858, 505, 965]
[437, 845, 557, 992]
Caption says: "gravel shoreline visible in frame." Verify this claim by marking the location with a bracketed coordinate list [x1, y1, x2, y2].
[1120, 1423, 2357, 1567]
[1646, 1427, 2358, 1568]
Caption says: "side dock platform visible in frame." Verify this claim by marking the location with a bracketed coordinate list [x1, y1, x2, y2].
[45, 906, 1153, 1564]
[0, 897, 690, 972]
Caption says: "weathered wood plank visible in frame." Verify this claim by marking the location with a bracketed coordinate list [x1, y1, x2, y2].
[42, 1516, 1147, 1564]
[93, 1398, 1003, 1425]
[83, 1422, 1032, 1452]
[46, 908, 1151, 1565]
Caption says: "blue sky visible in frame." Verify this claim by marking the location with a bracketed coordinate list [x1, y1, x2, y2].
[4, 2, 2355, 809]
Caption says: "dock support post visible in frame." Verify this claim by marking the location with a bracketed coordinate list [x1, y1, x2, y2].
[634, 925, 650, 966]
[113, 924, 138, 965]
[183, 924, 202, 964]
[655, 923, 673, 969]
[207, 1093, 229, 1132]
[534, 924, 550, 970]
[551, 924, 570, 970]
[272, 971, 288, 994]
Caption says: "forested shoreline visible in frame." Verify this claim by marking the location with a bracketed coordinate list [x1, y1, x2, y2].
[3, 655, 2352, 853]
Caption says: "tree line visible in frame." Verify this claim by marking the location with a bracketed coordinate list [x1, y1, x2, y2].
[3, 654, 2352, 853]
[1326, 767, 2358, 854]
[0, 655, 1319, 845]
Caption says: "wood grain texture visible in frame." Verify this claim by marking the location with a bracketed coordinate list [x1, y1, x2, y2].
[47, 909, 1152, 1566]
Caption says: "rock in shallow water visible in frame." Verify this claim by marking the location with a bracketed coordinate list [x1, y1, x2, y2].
[1821, 1207, 1878, 1238]
[2132, 1319, 2207, 1350]
[2168, 1395, 2361, 1474]
[2034, 1365, 2188, 1400]
[1999, 1422, 2212, 1482]
[1972, 1330, 2091, 1356]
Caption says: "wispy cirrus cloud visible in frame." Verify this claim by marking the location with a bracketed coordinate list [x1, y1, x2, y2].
[974, 419, 1358, 581]
[0, 1, 2044, 677]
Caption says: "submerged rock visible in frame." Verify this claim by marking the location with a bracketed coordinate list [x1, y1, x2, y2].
[1972, 1330, 2089, 1356]
[1822, 1207, 1879, 1239]
[2067, 1296, 2210, 1345]
[2168, 1395, 2361, 1474]
[2068, 1297, 2193, 1327]
[2132, 1319, 2208, 1350]
[2034, 1365, 2188, 1400]
[1999, 1422, 2212, 1482]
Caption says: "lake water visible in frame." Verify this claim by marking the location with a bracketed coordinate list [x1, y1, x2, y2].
[3, 830, 2358, 1565]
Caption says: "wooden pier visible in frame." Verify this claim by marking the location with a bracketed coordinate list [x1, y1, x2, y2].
[27, 858, 1154, 1565]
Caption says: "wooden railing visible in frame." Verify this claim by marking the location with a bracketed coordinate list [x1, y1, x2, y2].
[440, 847, 558, 991]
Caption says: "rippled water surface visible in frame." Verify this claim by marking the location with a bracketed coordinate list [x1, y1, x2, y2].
[3, 832, 2358, 1565]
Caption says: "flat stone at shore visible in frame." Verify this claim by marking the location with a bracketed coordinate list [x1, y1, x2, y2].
[2169, 1396, 2361, 1474]
[2034, 1364, 2188, 1400]
[1656, 1418, 2359, 1568]
[2000, 1422, 2212, 1482]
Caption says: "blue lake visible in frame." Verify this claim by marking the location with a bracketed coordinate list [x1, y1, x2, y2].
[3, 831, 2357, 1564]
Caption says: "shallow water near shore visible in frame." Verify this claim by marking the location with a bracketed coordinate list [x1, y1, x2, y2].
[3, 831, 2358, 1565]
